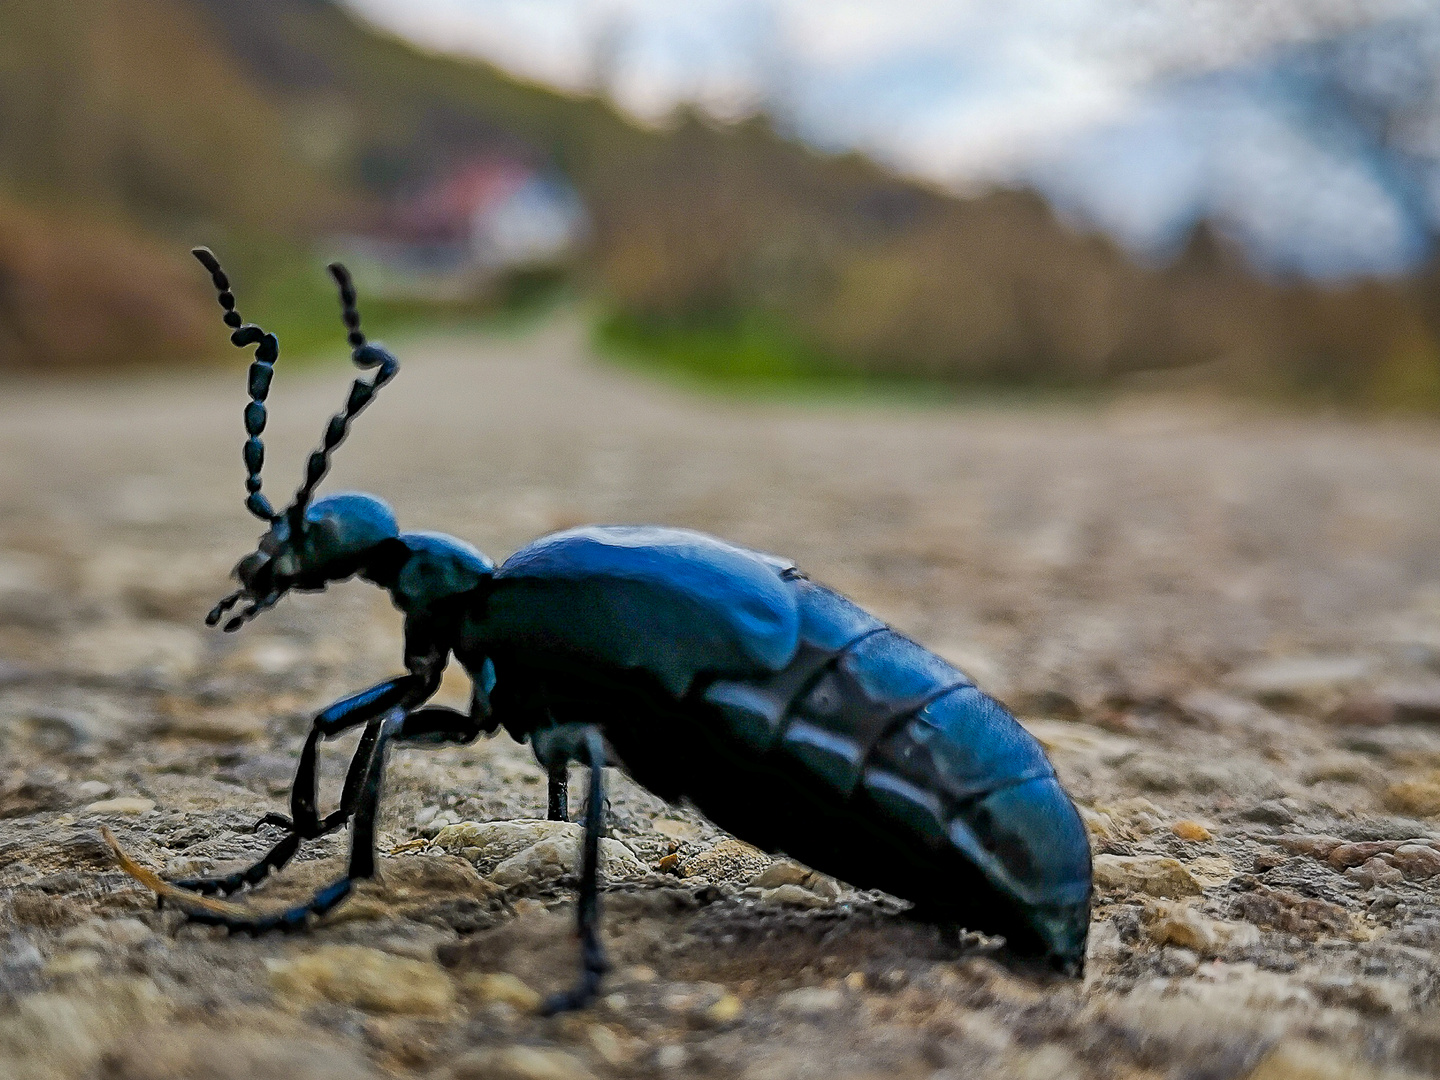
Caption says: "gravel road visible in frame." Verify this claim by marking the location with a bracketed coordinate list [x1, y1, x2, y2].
[1, 318, 1439, 1079]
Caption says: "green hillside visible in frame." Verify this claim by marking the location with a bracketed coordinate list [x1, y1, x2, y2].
[3, 0, 1439, 406]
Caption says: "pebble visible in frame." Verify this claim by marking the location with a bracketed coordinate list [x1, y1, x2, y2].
[84, 796, 155, 815]
[654, 1045, 687, 1070]
[1383, 773, 1440, 817]
[706, 992, 744, 1025]
[1092, 854, 1204, 898]
[1146, 901, 1260, 955]
[1171, 820, 1212, 842]
[681, 838, 771, 882]
[1238, 800, 1295, 827]
[268, 945, 455, 1015]
[1347, 856, 1405, 888]
[434, 819, 568, 868]
[450, 1046, 596, 1080]
[749, 883, 832, 908]
[461, 972, 541, 1013]
[1279, 834, 1346, 859]
[433, 819, 646, 885]
[1389, 843, 1440, 879]
[775, 987, 844, 1016]
[490, 833, 648, 888]
[1332, 682, 1440, 727]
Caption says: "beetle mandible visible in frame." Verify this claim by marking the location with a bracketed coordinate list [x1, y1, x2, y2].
[134, 248, 1093, 1013]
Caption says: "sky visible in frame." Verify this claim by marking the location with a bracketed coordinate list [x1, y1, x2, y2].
[343, 0, 1440, 279]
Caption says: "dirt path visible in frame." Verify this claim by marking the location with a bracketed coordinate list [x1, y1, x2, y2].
[1, 319, 1438, 1079]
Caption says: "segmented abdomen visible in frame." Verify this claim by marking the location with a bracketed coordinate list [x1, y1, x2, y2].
[694, 578, 1092, 964]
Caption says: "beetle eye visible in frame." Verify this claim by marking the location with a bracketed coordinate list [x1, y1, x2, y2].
[234, 551, 267, 585]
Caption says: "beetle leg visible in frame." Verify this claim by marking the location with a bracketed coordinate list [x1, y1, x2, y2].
[182, 709, 405, 934]
[168, 720, 383, 898]
[547, 759, 569, 821]
[179, 704, 486, 933]
[167, 672, 434, 899]
[536, 725, 610, 1015]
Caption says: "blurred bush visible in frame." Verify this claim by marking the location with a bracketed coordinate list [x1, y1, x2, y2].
[0, 195, 212, 369]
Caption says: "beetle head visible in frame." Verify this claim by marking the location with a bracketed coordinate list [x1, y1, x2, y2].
[211, 492, 400, 631]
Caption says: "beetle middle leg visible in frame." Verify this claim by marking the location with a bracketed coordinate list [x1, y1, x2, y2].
[532, 723, 610, 1014]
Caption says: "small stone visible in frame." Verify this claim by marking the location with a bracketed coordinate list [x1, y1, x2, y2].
[1388, 843, 1440, 880]
[1230, 884, 1351, 936]
[1309, 975, 1410, 1016]
[434, 819, 647, 885]
[1327, 840, 1403, 869]
[775, 987, 844, 1016]
[85, 796, 155, 815]
[1383, 773, 1440, 817]
[268, 945, 455, 1015]
[461, 972, 541, 1013]
[654, 1045, 687, 1070]
[749, 860, 811, 889]
[1346, 856, 1404, 888]
[587, 1024, 630, 1065]
[1158, 947, 1200, 976]
[74, 780, 112, 801]
[754, 883, 831, 908]
[843, 971, 866, 992]
[1171, 820, 1212, 842]
[1278, 834, 1345, 859]
[705, 992, 743, 1025]
[1239, 800, 1295, 827]
[1146, 901, 1260, 955]
[681, 838, 771, 883]
[489, 834, 647, 889]
[1093, 854, 1204, 898]
[434, 819, 570, 869]
[651, 817, 702, 841]
[451, 1046, 596, 1080]
[102, 918, 153, 946]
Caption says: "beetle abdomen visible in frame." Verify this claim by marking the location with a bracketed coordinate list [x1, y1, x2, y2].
[699, 579, 1092, 969]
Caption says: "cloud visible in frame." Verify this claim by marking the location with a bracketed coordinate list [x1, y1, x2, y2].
[343, 0, 1440, 277]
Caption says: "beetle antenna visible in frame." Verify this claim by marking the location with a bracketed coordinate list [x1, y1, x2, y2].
[286, 263, 400, 528]
[192, 247, 280, 523]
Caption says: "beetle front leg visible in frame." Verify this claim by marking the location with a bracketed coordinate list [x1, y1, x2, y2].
[168, 673, 433, 898]
[182, 702, 486, 935]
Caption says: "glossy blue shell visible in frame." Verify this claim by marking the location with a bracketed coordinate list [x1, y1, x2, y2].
[387, 531, 495, 616]
[479, 525, 801, 695]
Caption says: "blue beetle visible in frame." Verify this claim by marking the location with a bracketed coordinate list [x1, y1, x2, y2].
[160, 250, 1092, 1013]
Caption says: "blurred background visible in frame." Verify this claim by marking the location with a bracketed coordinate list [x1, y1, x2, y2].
[5, 0, 1440, 406]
